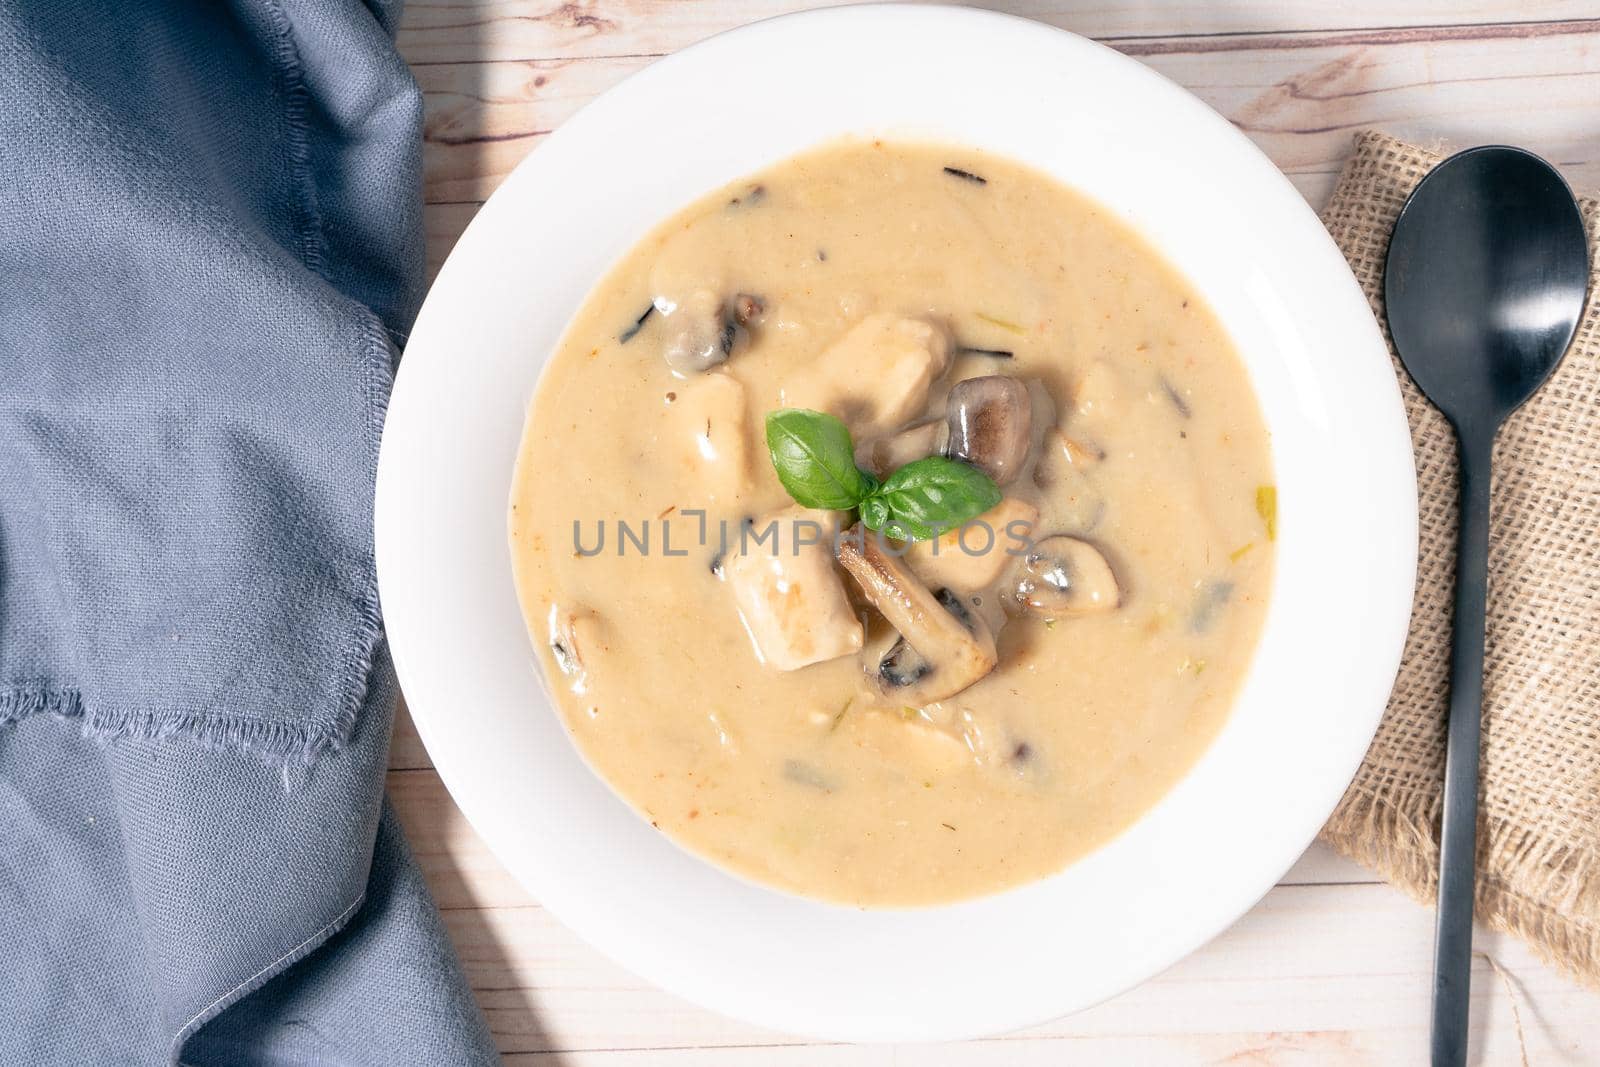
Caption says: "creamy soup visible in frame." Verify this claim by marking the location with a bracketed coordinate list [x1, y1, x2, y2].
[509, 142, 1274, 907]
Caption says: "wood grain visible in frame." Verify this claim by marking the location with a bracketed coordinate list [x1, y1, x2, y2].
[391, 758, 1600, 1063]
[388, 754, 1600, 1062]
[395, 3, 1600, 1062]
[397, 0, 1600, 64]
[411, 18, 1600, 210]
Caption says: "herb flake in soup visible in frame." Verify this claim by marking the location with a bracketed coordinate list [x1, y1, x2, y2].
[508, 141, 1274, 907]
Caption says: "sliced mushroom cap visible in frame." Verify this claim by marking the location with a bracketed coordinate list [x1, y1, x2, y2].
[547, 604, 608, 696]
[661, 289, 747, 376]
[836, 530, 998, 706]
[1012, 535, 1120, 617]
[946, 375, 1033, 485]
[878, 636, 934, 688]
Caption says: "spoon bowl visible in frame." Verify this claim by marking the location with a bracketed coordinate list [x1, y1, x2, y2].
[1386, 146, 1587, 431]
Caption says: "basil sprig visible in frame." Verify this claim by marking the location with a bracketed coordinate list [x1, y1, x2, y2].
[764, 408, 878, 510]
[763, 408, 1000, 541]
[858, 456, 1001, 541]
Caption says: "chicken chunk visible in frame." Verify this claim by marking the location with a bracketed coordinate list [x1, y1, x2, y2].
[669, 371, 750, 504]
[855, 419, 946, 478]
[782, 314, 951, 438]
[726, 507, 863, 671]
[1072, 359, 1122, 420]
[1033, 427, 1104, 486]
[905, 497, 1039, 593]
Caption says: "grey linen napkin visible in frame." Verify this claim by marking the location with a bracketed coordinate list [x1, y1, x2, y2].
[0, 0, 497, 1062]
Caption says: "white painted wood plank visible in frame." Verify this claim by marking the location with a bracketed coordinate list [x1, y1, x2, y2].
[406, 21, 1600, 205]
[1133, 22, 1600, 198]
[434, 877, 1600, 1061]
[530, 1042, 1413, 1066]
[391, 768, 1600, 1060]
[422, 201, 484, 285]
[397, 0, 1600, 65]
[390, 767, 530, 909]
[415, 55, 648, 203]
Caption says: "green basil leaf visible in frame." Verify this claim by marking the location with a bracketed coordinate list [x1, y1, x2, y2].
[859, 494, 890, 532]
[859, 456, 1001, 541]
[764, 408, 874, 510]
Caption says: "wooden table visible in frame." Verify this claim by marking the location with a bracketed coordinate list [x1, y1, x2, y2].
[390, 4, 1600, 1062]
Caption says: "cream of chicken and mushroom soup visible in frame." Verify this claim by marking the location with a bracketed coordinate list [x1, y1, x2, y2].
[509, 141, 1275, 907]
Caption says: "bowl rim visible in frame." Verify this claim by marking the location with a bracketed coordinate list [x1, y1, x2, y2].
[377, 3, 1417, 1042]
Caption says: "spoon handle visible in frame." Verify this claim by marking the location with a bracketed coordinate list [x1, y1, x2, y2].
[1430, 431, 1494, 1067]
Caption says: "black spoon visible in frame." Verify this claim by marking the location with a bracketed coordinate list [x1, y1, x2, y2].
[1384, 146, 1588, 1066]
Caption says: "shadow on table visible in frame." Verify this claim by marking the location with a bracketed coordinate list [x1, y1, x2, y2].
[388, 692, 565, 1063]
[431, 858, 565, 1064]
[391, 1, 576, 1058]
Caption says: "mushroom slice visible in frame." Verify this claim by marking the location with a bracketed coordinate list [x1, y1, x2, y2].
[547, 605, 607, 696]
[1011, 535, 1120, 617]
[878, 636, 934, 688]
[837, 530, 998, 706]
[946, 375, 1033, 485]
[661, 288, 747, 376]
[726, 506, 863, 670]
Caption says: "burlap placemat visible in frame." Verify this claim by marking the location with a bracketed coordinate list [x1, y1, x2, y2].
[1317, 130, 1600, 981]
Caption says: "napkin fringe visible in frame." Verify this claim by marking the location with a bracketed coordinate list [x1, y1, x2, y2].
[0, 686, 352, 761]
[1325, 786, 1600, 984]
